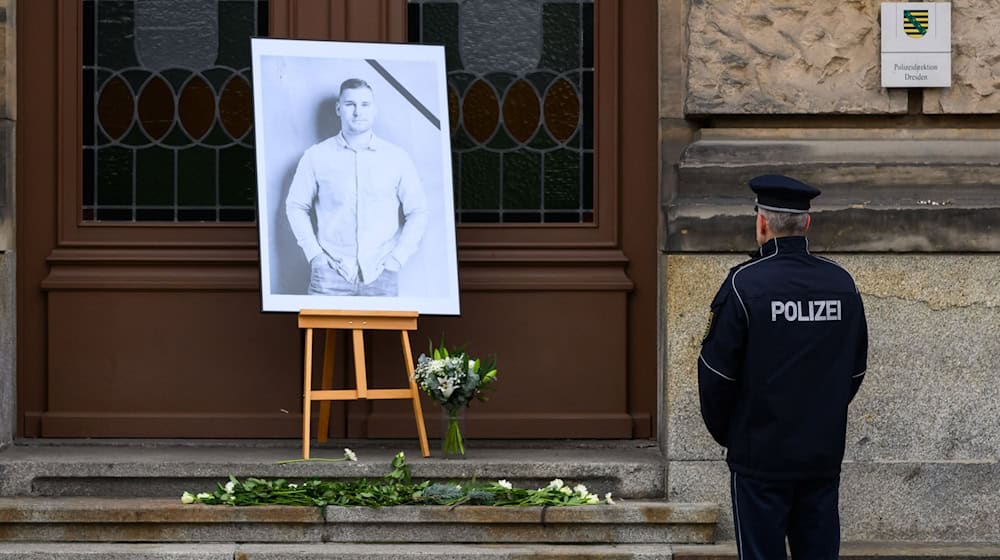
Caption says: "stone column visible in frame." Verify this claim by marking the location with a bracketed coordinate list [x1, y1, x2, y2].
[0, 0, 16, 448]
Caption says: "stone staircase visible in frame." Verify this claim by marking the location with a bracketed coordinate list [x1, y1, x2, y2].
[0, 439, 715, 559]
[2, 440, 999, 559]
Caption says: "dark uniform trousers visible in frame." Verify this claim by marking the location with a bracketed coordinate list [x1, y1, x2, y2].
[731, 472, 840, 560]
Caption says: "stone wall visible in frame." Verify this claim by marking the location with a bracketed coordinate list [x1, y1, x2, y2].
[661, 0, 1000, 542]
[924, 0, 1000, 113]
[685, 0, 1000, 115]
[685, 0, 907, 114]
[664, 254, 1000, 540]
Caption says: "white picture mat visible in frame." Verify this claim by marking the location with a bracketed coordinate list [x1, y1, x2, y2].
[251, 38, 459, 315]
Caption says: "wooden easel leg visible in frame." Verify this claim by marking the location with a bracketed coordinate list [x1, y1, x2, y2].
[317, 330, 336, 443]
[401, 331, 430, 458]
[352, 329, 368, 398]
[302, 328, 314, 460]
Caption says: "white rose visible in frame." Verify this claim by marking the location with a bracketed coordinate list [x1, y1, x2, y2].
[180, 492, 195, 504]
[498, 479, 513, 490]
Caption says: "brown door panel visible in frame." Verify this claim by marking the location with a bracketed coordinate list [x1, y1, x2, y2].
[16, 0, 659, 439]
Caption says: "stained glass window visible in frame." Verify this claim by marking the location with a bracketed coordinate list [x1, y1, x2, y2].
[83, 0, 268, 222]
[408, 0, 594, 224]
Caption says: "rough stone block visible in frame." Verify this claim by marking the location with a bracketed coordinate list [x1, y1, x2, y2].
[924, 1, 1000, 114]
[669, 460, 1000, 542]
[685, 1, 907, 114]
[665, 254, 1000, 463]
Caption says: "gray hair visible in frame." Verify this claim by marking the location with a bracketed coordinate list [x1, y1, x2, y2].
[759, 208, 808, 236]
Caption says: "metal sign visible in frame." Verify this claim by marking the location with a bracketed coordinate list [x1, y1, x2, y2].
[881, 3, 951, 88]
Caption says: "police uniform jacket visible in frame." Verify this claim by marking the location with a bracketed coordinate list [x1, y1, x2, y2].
[698, 236, 868, 481]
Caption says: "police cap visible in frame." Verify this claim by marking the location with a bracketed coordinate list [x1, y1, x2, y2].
[749, 175, 820, 214]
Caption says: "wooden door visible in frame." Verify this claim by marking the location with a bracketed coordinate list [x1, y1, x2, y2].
[16, 0, 658, 439]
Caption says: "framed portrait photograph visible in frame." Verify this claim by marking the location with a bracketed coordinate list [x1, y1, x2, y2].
[251, 38, 459, 315]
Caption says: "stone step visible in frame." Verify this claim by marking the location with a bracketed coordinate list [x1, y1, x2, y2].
[0, 441, 665, 500]
[3, 542, 1000, 560]
[0, 543, 674, 559]
[0, 497, 718, 544]
[672, 542, 1000, 560]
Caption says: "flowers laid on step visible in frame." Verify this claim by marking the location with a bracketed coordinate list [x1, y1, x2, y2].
[180, 451, 614, 508]
[411, 341, 498, 457]
[276, 448, 358, 465]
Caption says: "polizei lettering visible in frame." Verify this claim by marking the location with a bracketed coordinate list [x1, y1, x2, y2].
[770, 300, 842, 322]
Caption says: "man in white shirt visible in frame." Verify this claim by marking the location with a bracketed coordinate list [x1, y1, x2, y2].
[286, 78, 429, 296]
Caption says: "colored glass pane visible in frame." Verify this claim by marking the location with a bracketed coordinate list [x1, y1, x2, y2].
[83, 148, 96, 206]
[448, 86, 460, 134]
[503, 80, 540, 143]
[410, 0, 592, 223]
[96, 1, 139, 69]
[463, 80, 500, 144]
[83, 69, 96, 146]
[136, 147, 175, 206]
[582, 70, 593, 150]
[83, 0, 267, 222]
[219, 76, 253, 140]
[540, 3, 580, 72]
[219, 146, 256, 206]
[460, 150, 500, 210]
[421, 3, 462, 70]
[98, 76, 135, 141]
[217, 1, 256, 68]
[83, 1, 96, 66]
[543, 149, 580, 210]
[544, 78, 580, 142]
[178, 209, 217, 222]
[504, 212, 542, 223]
[179, 75, 216, 141]
[503, 151, 541, 210]
[583, 3, 594, 68]
[486, 127, 517, 150]
[96, 147, 133, 207]
[177, 147, 216, 207]
[136, 209, 175, 221]
[137, 75, 175, 141]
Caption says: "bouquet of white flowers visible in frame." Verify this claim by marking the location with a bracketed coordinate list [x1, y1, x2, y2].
[412, 341, 497, 456]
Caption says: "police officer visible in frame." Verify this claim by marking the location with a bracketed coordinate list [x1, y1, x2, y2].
[698, 175, 868, 560]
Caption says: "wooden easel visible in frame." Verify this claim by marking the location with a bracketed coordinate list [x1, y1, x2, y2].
[298, 309, 430, 459]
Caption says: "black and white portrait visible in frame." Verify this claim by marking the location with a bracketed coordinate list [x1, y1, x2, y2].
[251, 39, 459, 315]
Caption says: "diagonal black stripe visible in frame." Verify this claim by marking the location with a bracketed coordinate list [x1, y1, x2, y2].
[365, 59, 441, 130]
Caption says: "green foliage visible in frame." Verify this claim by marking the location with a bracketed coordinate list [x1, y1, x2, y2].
[182, 453, 614, 508]
[188, 452, 427, 507]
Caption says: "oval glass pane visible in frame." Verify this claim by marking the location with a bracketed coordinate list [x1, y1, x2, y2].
[137, 75, 176, 141]
[97, 75, 135, 141]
